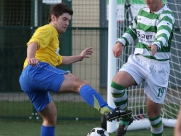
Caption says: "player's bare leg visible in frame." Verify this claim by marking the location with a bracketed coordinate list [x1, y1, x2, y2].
[59, 73, 114, 115]
[39, 101, 57, 136]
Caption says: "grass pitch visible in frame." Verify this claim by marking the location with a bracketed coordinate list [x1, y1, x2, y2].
[0, 99, 175, 136]
[0, 120, 174, 136]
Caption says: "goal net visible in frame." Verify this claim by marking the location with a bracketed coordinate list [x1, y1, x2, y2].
[109, 0, 181, 131]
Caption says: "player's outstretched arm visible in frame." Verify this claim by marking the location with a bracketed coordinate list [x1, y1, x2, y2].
[61, 47, 93, 65]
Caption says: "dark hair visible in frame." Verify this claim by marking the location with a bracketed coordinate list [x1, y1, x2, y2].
[48, 2, 73, 23]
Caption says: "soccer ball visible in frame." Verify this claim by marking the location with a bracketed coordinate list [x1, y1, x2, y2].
[87, 127, 109, 136]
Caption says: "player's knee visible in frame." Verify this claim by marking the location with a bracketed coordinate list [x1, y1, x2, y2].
[76, 83, 88, 92]
[43, 120, 56, 126]
[147, 111, 161, 119]
[41, 114, 57, 126]
[111, 81, 125, 90]
[147, 107, 161, 118]
[73, 79, 89, 92]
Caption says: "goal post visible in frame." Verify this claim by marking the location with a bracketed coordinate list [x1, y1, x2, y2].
[107, 0, 117, 133]
[107, 0, 181, 133]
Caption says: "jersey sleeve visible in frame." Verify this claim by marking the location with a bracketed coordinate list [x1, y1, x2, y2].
[116, 10, 139, 46]
[27, 26, 53, 49]
[153, 10, 175, 50]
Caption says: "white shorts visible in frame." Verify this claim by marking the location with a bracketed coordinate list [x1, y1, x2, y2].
[119, 54, 170, 104]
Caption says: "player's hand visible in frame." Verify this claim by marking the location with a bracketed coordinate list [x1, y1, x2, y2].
[148, 44, 158, 56]
[28, 58, 39, 66]
[79, 47, 93, 61]
[113, 42, 124, 58]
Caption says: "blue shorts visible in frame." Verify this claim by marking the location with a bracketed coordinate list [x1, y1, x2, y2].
[19, 62, 68, 112]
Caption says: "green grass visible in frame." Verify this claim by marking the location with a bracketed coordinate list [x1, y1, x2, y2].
[0, 100, 102, 119]
[0, 120, 174, 136]
[0, 100, 175, 135]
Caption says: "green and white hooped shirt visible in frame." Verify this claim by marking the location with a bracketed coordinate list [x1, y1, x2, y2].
[117, 5, 175, 61]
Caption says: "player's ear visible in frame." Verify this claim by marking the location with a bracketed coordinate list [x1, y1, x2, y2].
[51, 14, 56, 22]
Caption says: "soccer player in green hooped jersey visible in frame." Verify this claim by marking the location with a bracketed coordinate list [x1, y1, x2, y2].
[19, 2, 132, 136]
[109, 0, 175, 136]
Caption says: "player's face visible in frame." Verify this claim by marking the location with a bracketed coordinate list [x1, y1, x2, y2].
[145, 0, 163, 12]
[51, 13, 71, 34]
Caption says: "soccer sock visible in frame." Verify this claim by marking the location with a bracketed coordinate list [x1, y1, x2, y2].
[40, 125, 55, 136]
[79, 85, 114, 114]
[111, 82, 128, 110]
[111, 82, 130, 125]
[149, 115, 163, 136]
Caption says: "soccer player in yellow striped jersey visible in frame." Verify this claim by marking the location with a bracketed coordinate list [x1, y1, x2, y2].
[108, 0, 175, 136]
[19, 3, 119, 136]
